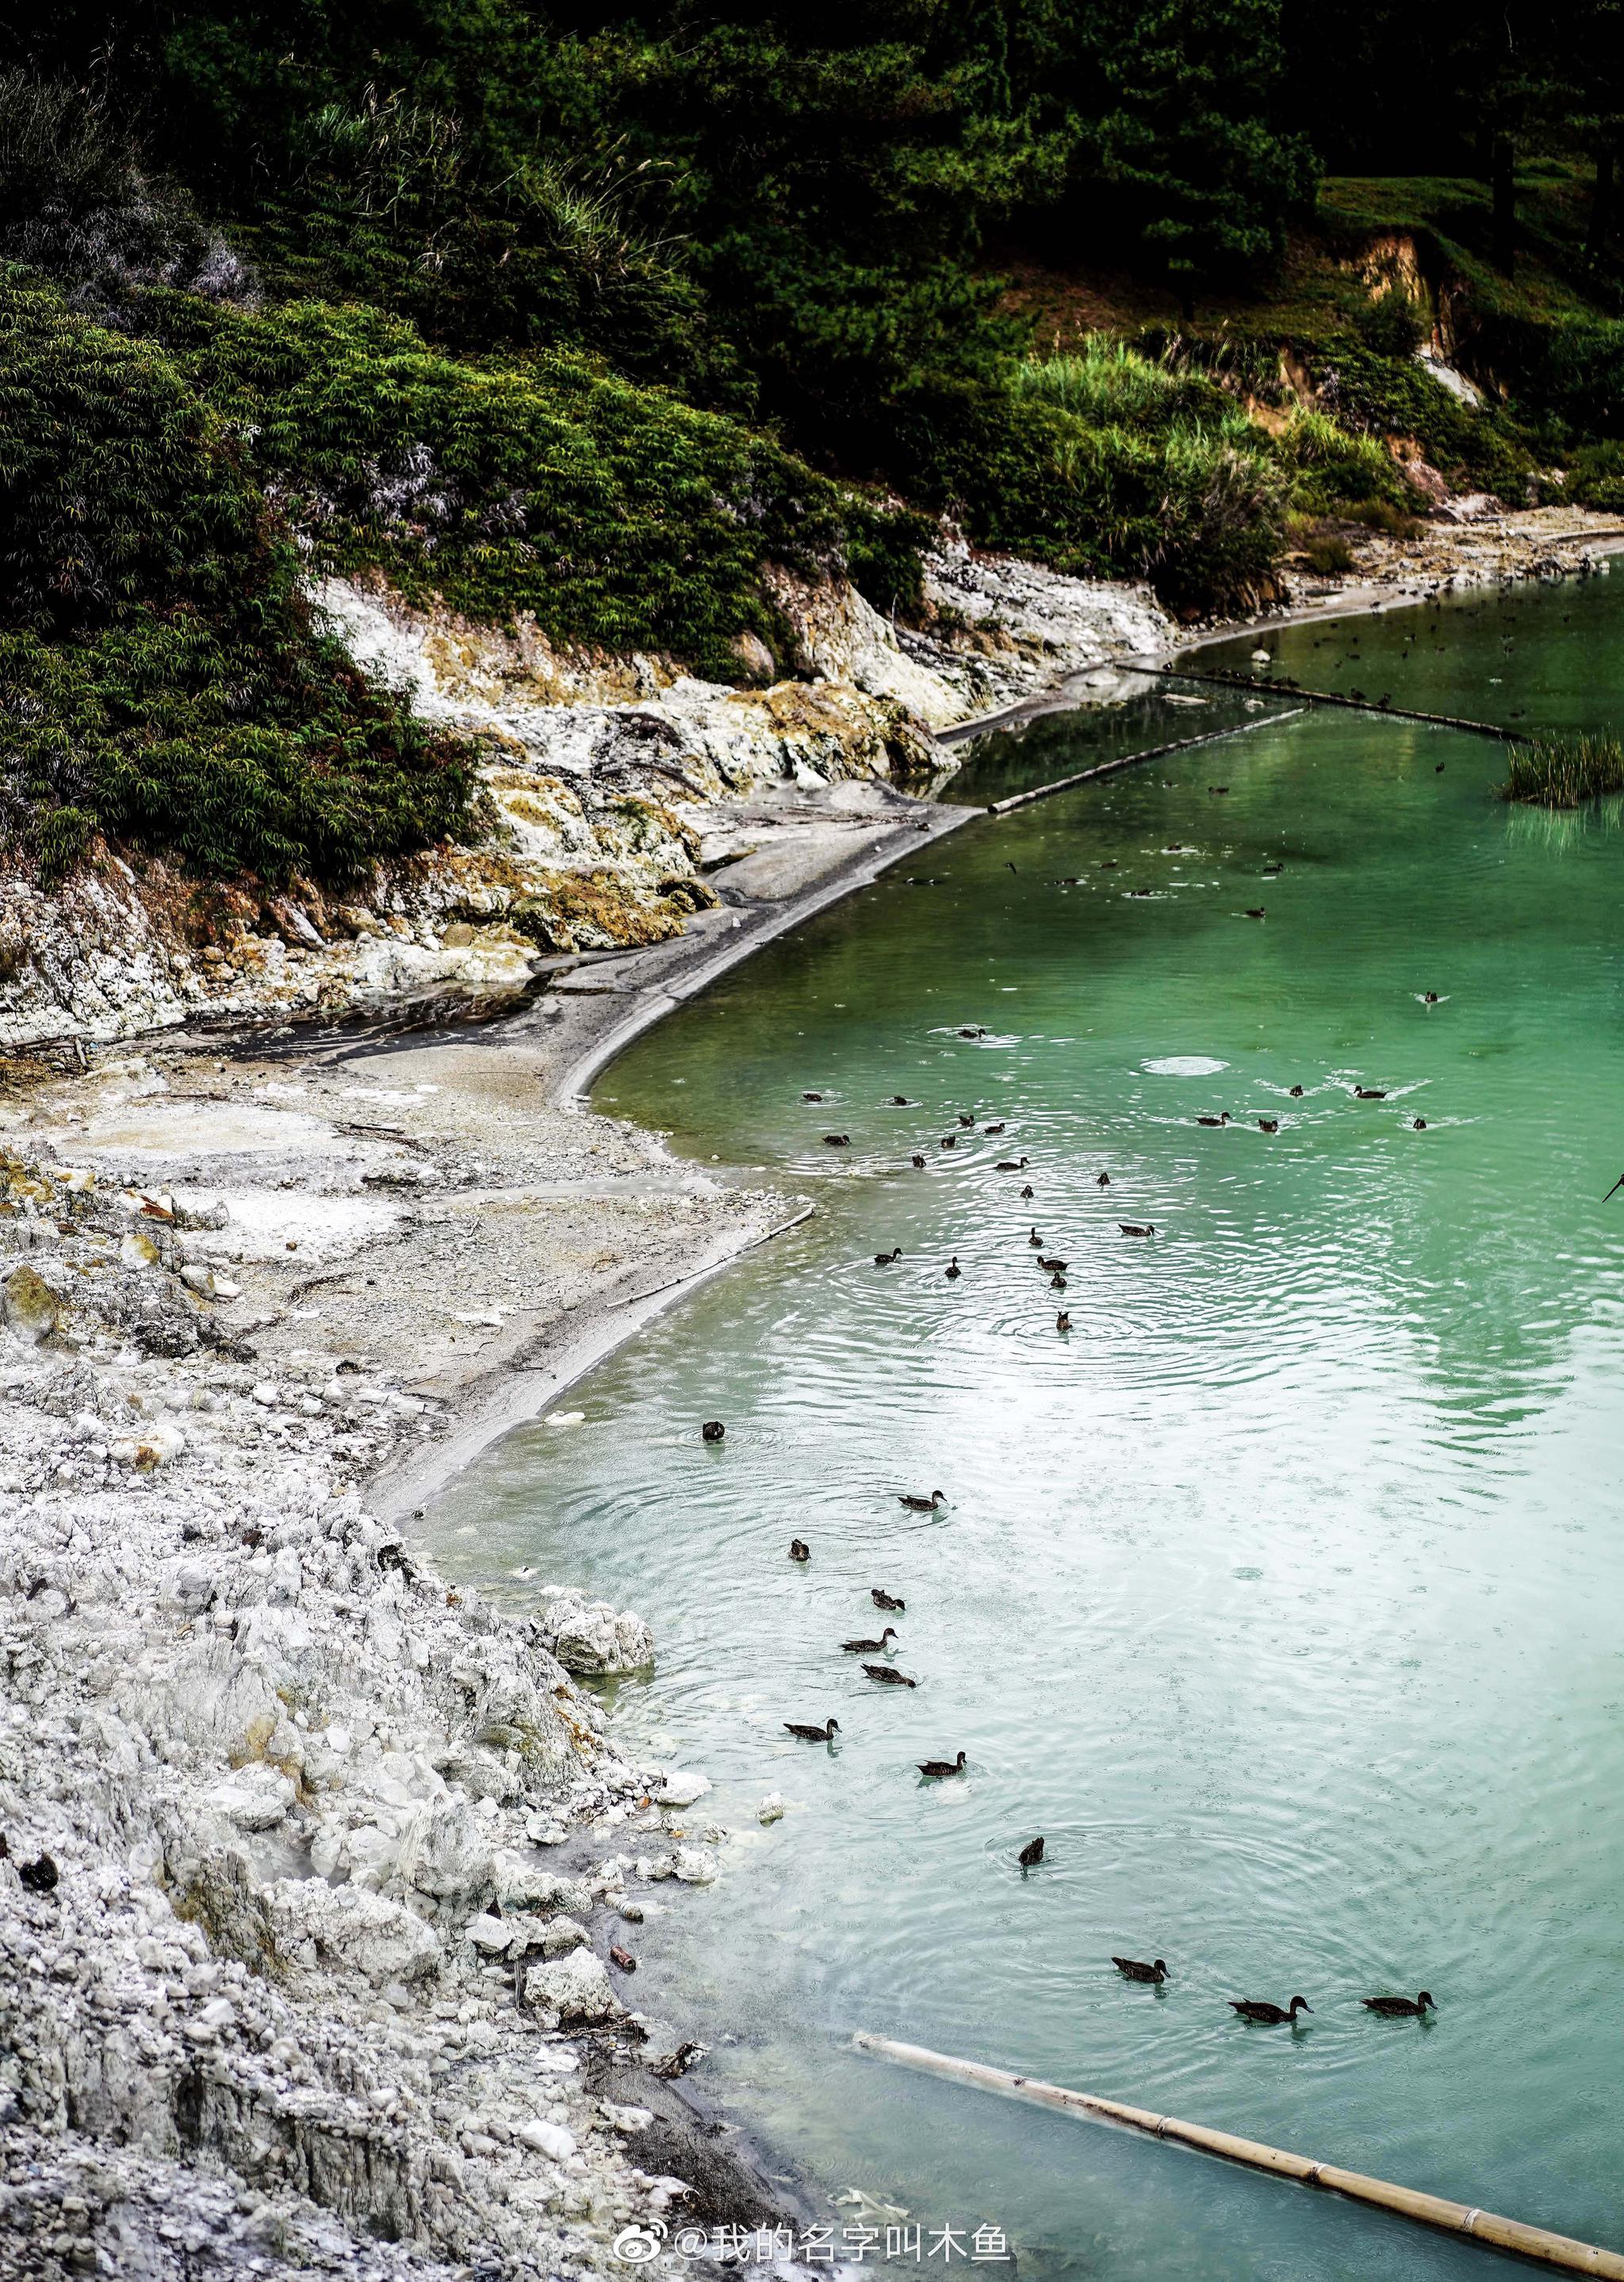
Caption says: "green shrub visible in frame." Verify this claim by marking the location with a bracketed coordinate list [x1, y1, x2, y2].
[1567, 441, 1624, 512]
[889, 374, 1286, 617]
[0, 71, 237, 319]
[1277, 405, 1396, 504]
[1304, 338, 1533, 494]
[1355, 289, 1428, 359]
[0, 274, 472, 882]
[1011, 339, 1228, 431]
[1500, 733, 1624, 807]
[1300, 530, 1356, 574]
[139, 291, 855, 676]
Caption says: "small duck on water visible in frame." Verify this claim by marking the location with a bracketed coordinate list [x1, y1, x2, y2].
[1113, 1957, 1169, 1984]
[1096, 1172, 1110, 1187]
[1055, 1310, 1072, 1331]
[864, 1663, 917, 1687]
[788, 1539, 810, 1563]
[1196, 1112, 1230, 1127]
[1028, 1226, 1044, 1247]
[1021, 1183, 1036, 1200]
[1362, 1992, 1435, 2017]
[898, 1489, 946, 1510]
[1229, 1996, 1312, 2024]
[1119, 1222, 1155, 1237]
[873, 1247, 902, 1265]
[842, 1628, 898, 1653]
[919, 1751, 967, 1779]
[912, 1153, 927, 1169]
[944, 1256, 962, 1279]
[1018, 1836, 1045, 1868]
[871, 1587, 906, 1611]
[997, 1156, 1030, 1172]
[1258, 1117, 1279, 1133]
[1289, 1084, 1304, 1098]
[784, 1718, 839, 1742]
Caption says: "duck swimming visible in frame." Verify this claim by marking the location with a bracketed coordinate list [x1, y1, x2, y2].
[1028, 1226, 1043, 1246]
[997, 1157, 1030, 1172]
[702, 1421, 726, 1443]
[1196, 1113, 1230, 1127]
[1412, 1117, 1427, 1130]
[1021, 1183, 1036, 1199]
[1096, 1172, 1110, 1187]
[873, 1247, 902, 1265]
[864, 1663, 917, 1687]
[911, 1153, 926, 1169]
[802, 1091, 825, 1103]
[1056, 1310, 1072, 1331]
[891, 1095, 914, 1105]
[1243, 907, 1266, 919]
[957, 1112, 976, 1128]
[1229, 1996, 1312, 2024]
[1038, 1256, 1067, 1272]
[1288, 1084, 1304, 1098]
[944, 1256, 961, 1279]
[843, 1628, 898, 1653]
[919, 1751, 967, 1778]
[1353, 1087, 1387, 1100]
[824, 1133, 852, 1146]
[788, 1539, 810, 1562]
[1051, 1272, 1067, 1291]
[1258, 1118, 1279, 1133]
[1113, 1957, 1169, 1984]
[1119, 1222, 1155, 1237]
[1362, 1992, 1435, 2017]
[983, 1122, 1005, 1135]
[784, 1718, 839, 1742]
[940, 1134, 957, 1149]
[1018, 1837, 1045, 1867]
[871, 1587, 906, 1611]
[898, 1490, 946, 1511]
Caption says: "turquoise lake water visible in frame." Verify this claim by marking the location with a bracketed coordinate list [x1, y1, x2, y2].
[427, 568, 1624, 2278]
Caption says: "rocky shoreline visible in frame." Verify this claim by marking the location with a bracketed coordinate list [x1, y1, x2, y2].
[3, 509, 1622, 2282]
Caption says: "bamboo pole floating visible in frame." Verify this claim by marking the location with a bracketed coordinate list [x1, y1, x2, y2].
[852, 2034, 1624, 2278]
[1111, 659, 1535, 742]
[982, 708, 1307, 815]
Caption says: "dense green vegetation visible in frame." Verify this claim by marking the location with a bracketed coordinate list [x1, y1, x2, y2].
[1501, 731, 1624, 806]
[1, 4, 1621, 882]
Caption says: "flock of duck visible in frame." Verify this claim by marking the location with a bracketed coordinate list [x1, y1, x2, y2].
[722, 1068, 1446, 2031]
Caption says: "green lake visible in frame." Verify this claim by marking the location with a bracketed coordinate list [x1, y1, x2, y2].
[427, 566, 1624, 2278]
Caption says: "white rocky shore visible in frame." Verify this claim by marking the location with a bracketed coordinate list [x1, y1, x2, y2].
[0, 1047, 827, 2280]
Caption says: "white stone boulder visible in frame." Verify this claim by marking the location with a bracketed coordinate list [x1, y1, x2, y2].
[522, 1949, 622, 2028]
[530, 1587, 654, 1676]
[655, 1771, 710, 1809]
[205, 1764, 296, 1832]
[266, 1879, 441, 1989]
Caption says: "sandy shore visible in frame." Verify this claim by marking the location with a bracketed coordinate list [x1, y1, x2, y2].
[2, 507, 1619, 2281]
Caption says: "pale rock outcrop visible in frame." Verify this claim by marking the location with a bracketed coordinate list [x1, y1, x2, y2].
[531, 1587, 656, 1677]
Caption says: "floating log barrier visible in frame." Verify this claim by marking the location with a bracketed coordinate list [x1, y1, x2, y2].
[1113, 659, 1536, 742]
[982, 708, 1307, 815]
[852, 2033, 1624, 2278]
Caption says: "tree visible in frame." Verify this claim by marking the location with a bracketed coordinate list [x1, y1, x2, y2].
[1060, 0, 1319, 315]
